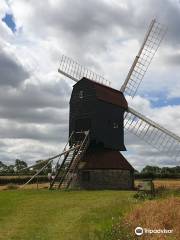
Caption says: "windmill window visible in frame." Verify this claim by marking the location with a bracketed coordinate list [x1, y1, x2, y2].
[79, 90, 84, 99]
[113, 122, 119, 128]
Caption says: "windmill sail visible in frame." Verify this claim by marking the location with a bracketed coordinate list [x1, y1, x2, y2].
[120, 19, 167, 98]
[124, 107, 180, 159]
[58, 55, 111, 86]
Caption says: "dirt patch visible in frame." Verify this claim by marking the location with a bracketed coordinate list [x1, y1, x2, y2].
[0, 183, 49, 190]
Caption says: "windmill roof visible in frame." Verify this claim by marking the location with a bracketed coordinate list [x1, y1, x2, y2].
[80, 78, 128, 109]
[82, 149, 134, 170]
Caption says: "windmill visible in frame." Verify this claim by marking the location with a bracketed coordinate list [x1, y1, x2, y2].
[21, 19, 180, 190]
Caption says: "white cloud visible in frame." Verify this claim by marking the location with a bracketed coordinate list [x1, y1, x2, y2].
[0, 0, 179, 170]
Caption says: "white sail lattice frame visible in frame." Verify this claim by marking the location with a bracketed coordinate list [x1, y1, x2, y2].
[125, 107, 180, 160]
[58, 55, 111, 86]
[120, 19, 167, 98]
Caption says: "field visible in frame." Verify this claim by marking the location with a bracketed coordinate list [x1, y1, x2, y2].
[0, 179, 179, 240]
[135, 179, 180, 189]
[0, 190, 135, 240]
[0, 178, 179, 190]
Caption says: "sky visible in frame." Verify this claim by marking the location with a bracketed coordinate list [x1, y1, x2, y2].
[0, 0, 180, 170]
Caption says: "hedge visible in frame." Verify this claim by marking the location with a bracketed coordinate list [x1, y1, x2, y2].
[135, 173, 180, 179]
[0, 176, 49, 185]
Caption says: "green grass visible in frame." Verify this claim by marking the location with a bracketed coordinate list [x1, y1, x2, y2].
[0, 190, 135, 240]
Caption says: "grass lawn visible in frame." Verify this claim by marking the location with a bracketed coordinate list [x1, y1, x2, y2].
[0, 190, 135, 240]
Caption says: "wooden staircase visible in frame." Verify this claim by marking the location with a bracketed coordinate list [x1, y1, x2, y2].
[49, 130, 89, 190]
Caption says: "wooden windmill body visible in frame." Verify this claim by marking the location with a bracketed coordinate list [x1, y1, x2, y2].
[69, 78, 133, 189]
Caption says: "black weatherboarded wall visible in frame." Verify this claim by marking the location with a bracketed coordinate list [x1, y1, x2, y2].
[69, 78, 128, 150]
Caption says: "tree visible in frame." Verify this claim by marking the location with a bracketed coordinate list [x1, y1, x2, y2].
[7, 164, 15, 175]
[161, 167, 170, 174]
[139, 165, 180, 179]
[0, 161, 8, 174]
[15, 159, 28, 171]
[141, 165, 161, 174]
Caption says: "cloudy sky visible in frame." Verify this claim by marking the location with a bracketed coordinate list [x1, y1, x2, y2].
[0, 0, 180, 170]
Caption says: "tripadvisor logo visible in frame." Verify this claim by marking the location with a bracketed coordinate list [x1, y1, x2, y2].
[135, 227, 143, 236]
[135, 226, 173, 236]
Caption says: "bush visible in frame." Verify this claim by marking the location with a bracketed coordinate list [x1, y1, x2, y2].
[133, 191, 154, 200]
